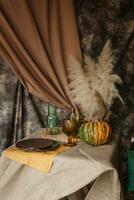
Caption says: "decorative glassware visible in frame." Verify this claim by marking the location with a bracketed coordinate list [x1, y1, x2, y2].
[62, 118, 77, 146]
[46, 104, 59, 135]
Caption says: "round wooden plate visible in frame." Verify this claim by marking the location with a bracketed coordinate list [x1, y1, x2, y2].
[16, 138, 57, 151]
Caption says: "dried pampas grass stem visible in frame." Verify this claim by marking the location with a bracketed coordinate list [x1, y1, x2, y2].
[67, 40, 123, 121]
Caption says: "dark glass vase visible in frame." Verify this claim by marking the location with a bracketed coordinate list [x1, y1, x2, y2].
[62, 118, 77, 146]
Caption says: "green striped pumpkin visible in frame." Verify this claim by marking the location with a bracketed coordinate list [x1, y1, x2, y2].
[79, 121, 112, 145]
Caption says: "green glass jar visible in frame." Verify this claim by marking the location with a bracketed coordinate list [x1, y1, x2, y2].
[46, 104, 59, 135]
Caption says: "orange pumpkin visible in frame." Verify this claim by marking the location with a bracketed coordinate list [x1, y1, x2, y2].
[79, 121, 112, 145]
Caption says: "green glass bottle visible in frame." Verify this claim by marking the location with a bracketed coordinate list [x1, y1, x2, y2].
[46, 104, 59, 135]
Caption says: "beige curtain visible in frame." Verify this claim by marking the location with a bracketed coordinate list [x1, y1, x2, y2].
[0, 0, 82, 111]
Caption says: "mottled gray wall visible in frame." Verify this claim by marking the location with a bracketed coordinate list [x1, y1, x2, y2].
[76, 0, 134, 143]
[0, 59, 69, 152]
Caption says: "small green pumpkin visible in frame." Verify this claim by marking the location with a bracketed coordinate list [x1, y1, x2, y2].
[79, 121, 112, 145]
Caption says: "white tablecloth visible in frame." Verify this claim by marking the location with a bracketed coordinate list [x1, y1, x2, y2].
[0, 132, 122, 200]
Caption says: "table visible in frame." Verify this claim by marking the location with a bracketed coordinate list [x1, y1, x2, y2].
[0, 130, 122, 200]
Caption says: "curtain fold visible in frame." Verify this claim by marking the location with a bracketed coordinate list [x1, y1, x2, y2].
[0, 0, 82, 111]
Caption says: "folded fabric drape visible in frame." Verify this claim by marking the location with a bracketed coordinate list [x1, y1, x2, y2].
[3, 145, 70, 173]
[0, 0, 82, 111]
